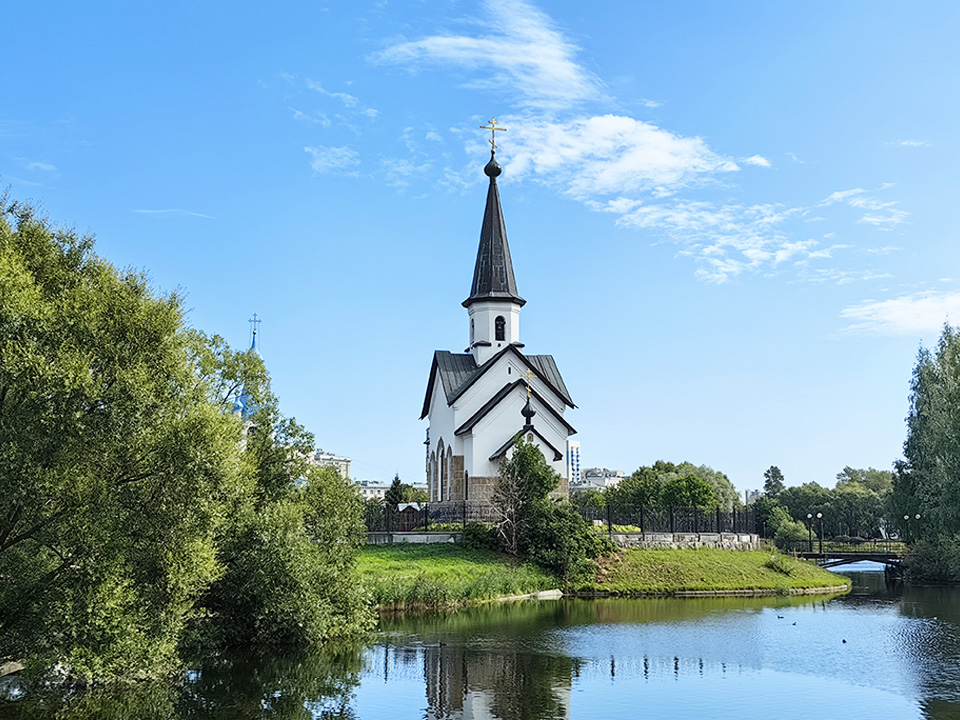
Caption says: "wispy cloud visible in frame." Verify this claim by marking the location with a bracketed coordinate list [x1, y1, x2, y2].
[370, 0, 907, 284]
[820, 185, 908, 230]
[289, 107, 330, 126]
[304, 145, 361, 174]
[26, 161, 56, 172]
[132, 208, 214, 219]
[886, 139, 930, 147]
[305, 79, 380, 119]
[841, 291, 960, 335]
[373, 0, 598, 111]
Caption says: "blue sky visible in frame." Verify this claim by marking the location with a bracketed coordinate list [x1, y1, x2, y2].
[3, 1, 959, 495]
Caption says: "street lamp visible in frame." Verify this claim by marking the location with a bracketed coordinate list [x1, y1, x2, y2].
[904, 514, 910, 542]
[806, 513, 813, 553]
[817, 512, 824, 554]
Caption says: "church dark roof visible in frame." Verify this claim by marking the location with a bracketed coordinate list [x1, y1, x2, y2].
[420, 345, 574, 419]
[462, 155, 525, 308]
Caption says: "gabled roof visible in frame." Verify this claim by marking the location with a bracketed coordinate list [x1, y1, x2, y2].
[462, 155, 525, 308]
[454, 380, 576, 437]
[489, 427, 564, 463]
[420, 345, 575, 419]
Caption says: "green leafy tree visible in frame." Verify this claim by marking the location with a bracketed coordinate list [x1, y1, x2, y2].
[836, 466, 894, 495]
[0, 198, 240, 679]
[661, 474, 718, 509]
[493, 439, 610, 585]
[763, 466, 785, 497]
[607, 466, 663, 511]
[674, 462, 741, 511]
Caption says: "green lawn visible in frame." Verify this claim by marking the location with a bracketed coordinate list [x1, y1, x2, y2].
[357, 543, 558, 609]
[581, 547, 850, 595]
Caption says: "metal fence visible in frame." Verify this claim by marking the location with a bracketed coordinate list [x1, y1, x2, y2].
[579, 504, 755, 535]
[364, 501, 500, 533]
[364, 501, 754, 535]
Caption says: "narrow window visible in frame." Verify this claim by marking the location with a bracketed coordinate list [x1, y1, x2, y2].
[495, 316, 505, 341]
[470, 319, 474, 343]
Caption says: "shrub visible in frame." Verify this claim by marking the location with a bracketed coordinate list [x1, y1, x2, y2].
[774, 519, 808, 549]
[461, 522, 501, 552]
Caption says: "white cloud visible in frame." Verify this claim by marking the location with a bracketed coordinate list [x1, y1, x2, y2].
[373, 0, 598, 110]
[304, 145, 361, 174]
[289, 107, 330, 126]
[306, 79, 360, 107]
[742, 155, 771, 167]
[841, 291, 960, 335]
[820, 185, 909, 229]
[785, 152, 806, 164]
[132, 208, 214, 219]
[888, 139, 929, 147]
[503, 114, 739, 198]
[26, 161, 56, 172]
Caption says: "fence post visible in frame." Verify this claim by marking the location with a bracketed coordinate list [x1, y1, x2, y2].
[423, 503, 429, 532]
[693, 506, 699, 534]
[606, 502, 612, 537]
[670, 506, 675, 534]
[639, 505, 645, 540]
[716, 506, 722, 533]
[386, 505, 392, 534]
[463, 500, 467, 532]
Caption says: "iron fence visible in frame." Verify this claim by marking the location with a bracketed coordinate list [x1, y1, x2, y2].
[364, 501, 754, 535]
[364, 501, 500, 533]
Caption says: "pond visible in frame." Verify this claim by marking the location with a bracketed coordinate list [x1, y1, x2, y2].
[3, 563, 960, 719]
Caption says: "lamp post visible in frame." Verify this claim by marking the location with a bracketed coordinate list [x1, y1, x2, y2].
[817, 512, 823, 554]
[806, 513, 813, 553]
[915, 513, 922, 541]
[904, 514, 910, 542]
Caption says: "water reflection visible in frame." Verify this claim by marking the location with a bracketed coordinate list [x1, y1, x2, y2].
[6, 573, 960, 719]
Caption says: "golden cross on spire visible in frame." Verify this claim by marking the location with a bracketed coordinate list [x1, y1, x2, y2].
[480, 117, 507, 153]
[521, 369, 537, 399]
[249, 312, 262, 334]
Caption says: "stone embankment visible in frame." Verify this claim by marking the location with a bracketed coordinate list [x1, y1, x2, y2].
[609, 532, 760, 550]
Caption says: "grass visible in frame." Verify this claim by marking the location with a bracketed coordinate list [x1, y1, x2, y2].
[357, 544, 557, 609]
[581, 548, 850, 595]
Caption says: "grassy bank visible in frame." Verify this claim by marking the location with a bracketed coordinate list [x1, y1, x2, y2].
[580, 548, 850, 596]
[357, 544, 557, 609]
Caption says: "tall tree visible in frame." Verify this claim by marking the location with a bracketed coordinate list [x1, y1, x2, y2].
[763, 466, 786, 497]
[0, 198, 239, 679]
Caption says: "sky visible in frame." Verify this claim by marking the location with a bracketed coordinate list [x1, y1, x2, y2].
[3, 1, 959, 496]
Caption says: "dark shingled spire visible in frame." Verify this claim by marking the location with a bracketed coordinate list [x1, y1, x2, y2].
[463, 154, 526, 308]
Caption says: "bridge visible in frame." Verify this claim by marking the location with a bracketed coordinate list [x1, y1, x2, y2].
[786, 541, 906, 570]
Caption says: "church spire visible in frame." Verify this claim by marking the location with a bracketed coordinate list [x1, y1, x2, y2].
[463, 118, 524, 309]
[462, 151, 526, 308]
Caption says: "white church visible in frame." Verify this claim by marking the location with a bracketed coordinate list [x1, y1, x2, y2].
[420, 143, 576, 504]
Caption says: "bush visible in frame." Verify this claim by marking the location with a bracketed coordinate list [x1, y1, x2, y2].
[521, 503, 614, 587]
[763, 553, 794, 576]
[774, 519, 808, 549]
[461, 522, 501, 552]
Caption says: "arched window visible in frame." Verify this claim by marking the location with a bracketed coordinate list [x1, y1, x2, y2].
[495, 316, 505, 341]
[470, 318, 474, 343]
[446, 447, 453, 502]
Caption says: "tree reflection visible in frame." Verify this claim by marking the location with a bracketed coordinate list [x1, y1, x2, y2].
[0, 646, 364, 720]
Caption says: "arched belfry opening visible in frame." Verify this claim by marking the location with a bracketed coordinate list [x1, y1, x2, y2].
[495, 316, 505, 341]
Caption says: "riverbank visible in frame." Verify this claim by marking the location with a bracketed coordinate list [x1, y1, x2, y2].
[357, 544, 557, 609]
[358, 545, 849, 608]
[580, 547, 850, 596]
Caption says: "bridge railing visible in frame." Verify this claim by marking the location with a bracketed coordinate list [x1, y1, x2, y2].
[779, 539, 907, 555]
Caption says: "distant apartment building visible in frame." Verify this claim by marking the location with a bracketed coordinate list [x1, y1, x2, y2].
[570, 467, 625, 493]
[744, 489, 761, 505]
[313, 450, 351, 479]
[566, 440, 581, 485]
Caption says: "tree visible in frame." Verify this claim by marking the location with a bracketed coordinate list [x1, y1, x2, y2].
[606, 466, 663, 511]
[492, 439, 610, 585]
[894, 325, 960, 551]
[0, 198, 240, 679]
[0, 197, 372, 679]
[384, 473, 404, 509]
[763, 466, 785, 497]
[836, 466, 893, 495]
[491, 439, 559, 556]
[674, 462, 741, 511]
[661, 474, 718, 509]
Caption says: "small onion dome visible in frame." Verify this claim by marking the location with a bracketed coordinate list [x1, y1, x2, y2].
[232, 392, 245, 414]
[484, 154, 502, 178]
[521, 396, 536, 422]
